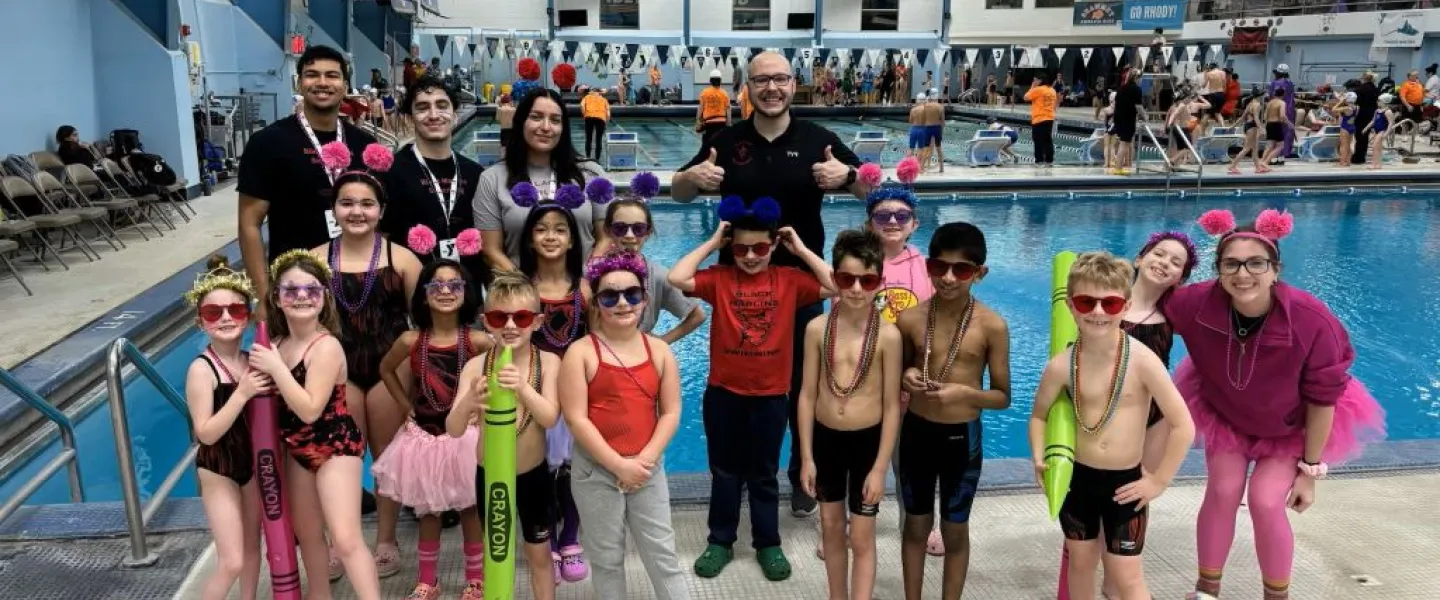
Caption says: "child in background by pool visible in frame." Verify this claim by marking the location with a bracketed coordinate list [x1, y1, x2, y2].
[561, 250, 690, 599]
[669, 197, 838, 582]
[183, 256, 265, 600]
[510, 180, 591, 583]
[249, 250, 381, 600]
[1362, 94, 1395, 170]
[797, 230, 902, 600]
[449, 271, 563, 600]
[595, 174, 706, 342]
[371, 260, 493, 600]
[894, 222, 1010, 600]
[1029, 251, 1195, 600]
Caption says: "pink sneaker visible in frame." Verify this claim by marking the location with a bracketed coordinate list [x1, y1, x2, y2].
[559, 545, 589, 582]
[459, 579, 484, 600]
[404, 582, 441, 600]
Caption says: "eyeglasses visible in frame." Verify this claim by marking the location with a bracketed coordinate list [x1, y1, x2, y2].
[199, 303, 250, 323]
[834, 272, 882, 291]
[608, 221, 650, 238]
[1071, 294, 1127, 315]
[596, 286, 646, 309]
[749, 74, 794, 88]
[1218, 257, 1274, 275]
[425, 279, 467, 296]
[731, 241, 773, 258]
[925, 258, 979, 281]
[277, 283, 325, 303]
[483, 309, 539, 329]
[870, 209, 914, 226]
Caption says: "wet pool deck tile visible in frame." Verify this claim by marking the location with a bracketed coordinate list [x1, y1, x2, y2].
[169, 471, 1440, 599]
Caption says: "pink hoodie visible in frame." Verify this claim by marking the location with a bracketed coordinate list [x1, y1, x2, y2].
[1164, 280, 1355, 439]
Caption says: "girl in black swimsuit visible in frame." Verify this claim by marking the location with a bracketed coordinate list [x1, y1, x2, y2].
[312, 170, 423, 577]
[184, 255, 267, 600]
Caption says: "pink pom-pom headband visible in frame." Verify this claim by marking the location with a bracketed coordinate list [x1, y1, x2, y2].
[1196, 208, 1294, 251]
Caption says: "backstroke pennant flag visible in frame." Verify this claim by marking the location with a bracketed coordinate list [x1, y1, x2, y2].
[965, 48, 978, 67]
[1112, 46, 1125, 63]
[992, 48, 1004, 67]
[1080, 47, 1094, 64]
[1161, 45, 1173, 64]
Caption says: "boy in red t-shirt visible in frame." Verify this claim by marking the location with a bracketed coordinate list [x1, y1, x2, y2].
[669, 196, 838, 582]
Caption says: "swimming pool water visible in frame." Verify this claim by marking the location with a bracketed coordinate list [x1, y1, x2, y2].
[7, 192, 1440, 506]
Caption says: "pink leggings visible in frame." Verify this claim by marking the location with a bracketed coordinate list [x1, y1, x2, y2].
[1055, 450, 1296, 599]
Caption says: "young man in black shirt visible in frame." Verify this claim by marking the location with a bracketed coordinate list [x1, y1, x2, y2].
[673, 51, 872, 526]
[379, 76, 486, 283]
[237, 45, 377, 312]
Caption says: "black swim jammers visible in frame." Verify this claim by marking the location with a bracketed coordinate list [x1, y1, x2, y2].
[812, 421, 883, 516]
[897, 412, 983, 524]
[1059, 462, 1148, 556]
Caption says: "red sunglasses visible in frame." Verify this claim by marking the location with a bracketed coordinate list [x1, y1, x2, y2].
[1071, 294, 1127, 315]
[925, 258, 979, 281]
[483, 309, 539, 329]
[731, 241, 772, 258]
[834, 272, 882, 291]
[199, 303, 250, 323]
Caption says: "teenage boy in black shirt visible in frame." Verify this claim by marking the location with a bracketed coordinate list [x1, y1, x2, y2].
[238, 45, 377, 313]
[379, 76, 487, 284]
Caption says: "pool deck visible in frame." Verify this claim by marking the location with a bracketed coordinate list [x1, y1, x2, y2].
[148, 470, 1436, 599]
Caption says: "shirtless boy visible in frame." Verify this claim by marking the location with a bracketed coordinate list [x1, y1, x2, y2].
[1202, 63, 1228, 132]
[895, 222, 1012, 600]
[448, 272, 563, 599]
[1259, 90, 1295, 170]
[798, 230, 903, 600]
[921, 95, 946, 173]
[1028, 252, 1195, 600]
[907, 96, 928, 162]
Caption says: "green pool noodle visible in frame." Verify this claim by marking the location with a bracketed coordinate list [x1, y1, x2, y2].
[1045, 251, 1079, 521]
[483, 346, 518, 600]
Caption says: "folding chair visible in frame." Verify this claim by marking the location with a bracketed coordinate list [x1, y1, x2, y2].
[120, 155, 195, 218]
[28, 151, 66, 181]
[0, 238, 31, 296]
[30, 171, 127, 250]
[64, 164, 166, 238]
[0, 176, 96, 262]
[98, 158, 182, 227]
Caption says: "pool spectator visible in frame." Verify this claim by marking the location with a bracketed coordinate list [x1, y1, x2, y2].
[673, 49, 872, 526]
[1351, 72, 1380, 165]
[581, 88, 611, 161]
[697, 70, 732, 146]
[1425, 63, 1439, 100]
[1025, 74, 1058, 167]
[54, 126, 96, 166]
[1268, 65, 1297, 161]
[1398, 70, 1425, 126]
[473, 89, 609, 273]
[1110, 67, 1145, 176]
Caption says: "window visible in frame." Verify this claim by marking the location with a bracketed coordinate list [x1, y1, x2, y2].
[861, 0, 898, 31]
[986, 0, 1023, 8]
[600, 0, 639, 29]
[733, 0, 770, 31]
[1035, 0, 1074, 7]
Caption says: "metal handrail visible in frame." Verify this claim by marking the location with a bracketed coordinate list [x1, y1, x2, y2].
[1188, 0, 1425, 21]
[0, 369, 84, 526]
[1173, 121, 1206, 189]
[1139, 123, 1176, 193]
[1387, 118, 1420, 156]
[106, 338, 199, 567]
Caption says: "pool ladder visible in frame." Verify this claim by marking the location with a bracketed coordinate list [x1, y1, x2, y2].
[1139, 122, 1204, 194]
[0, 338, 196, 568]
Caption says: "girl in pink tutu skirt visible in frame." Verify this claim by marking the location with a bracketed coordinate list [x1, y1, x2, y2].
[1169, 208, 1386, 600]
[372, 259, 494, 600]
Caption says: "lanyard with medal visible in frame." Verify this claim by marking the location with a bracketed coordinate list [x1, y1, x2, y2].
[298, 106, 345, 238]
[412, 144, 461, 259]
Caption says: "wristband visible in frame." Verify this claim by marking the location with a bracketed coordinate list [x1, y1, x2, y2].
[1297, 460, 1328, 479]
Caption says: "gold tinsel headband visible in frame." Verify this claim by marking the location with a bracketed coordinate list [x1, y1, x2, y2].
[269, 249, 333, 282]
[184, 266, 256, 306]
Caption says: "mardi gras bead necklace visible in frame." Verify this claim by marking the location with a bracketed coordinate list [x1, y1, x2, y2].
[822, 304, 882, 414]
[921, 297, 974, 385]
[329, 234, 383, 313]
[485, 344, 543, 435]
[419, 326, 471, 413]
[1070, 331, 1131, 436]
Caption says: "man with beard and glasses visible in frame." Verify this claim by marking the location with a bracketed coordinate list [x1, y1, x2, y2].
[380, 76, 486, 283]
[672, 50, 873, 524]
[239, 45, 377, 317]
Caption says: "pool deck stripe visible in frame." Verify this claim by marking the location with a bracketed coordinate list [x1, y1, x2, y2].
[5, 439, 1437, 542]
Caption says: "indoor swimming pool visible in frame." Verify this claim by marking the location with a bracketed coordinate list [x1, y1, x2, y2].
[4, 190, 1439, 508]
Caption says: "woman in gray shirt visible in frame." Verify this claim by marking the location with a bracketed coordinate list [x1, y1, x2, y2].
[474, 89, 610, 271]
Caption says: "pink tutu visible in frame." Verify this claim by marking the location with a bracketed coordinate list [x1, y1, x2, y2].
[1175, 357, 1387, 464]
[372, 421, 479, 514]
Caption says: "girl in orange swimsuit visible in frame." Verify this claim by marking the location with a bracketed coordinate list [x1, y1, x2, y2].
[249, 250, 380, 600]
[184, 255, 266, 600]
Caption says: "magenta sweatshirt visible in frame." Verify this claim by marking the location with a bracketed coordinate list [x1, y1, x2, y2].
[1164, 280, 1355, 439]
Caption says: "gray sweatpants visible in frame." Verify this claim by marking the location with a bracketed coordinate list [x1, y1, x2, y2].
[572, 447, 691, 600]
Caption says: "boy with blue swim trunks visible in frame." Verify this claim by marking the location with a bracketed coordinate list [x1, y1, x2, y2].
[895, 222, 1012, 600]
[908, 94, 928, 156]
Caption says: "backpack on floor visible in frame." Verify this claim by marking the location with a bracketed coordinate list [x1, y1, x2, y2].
[109, 129, 144, 158]
[127, 153, 178, 187]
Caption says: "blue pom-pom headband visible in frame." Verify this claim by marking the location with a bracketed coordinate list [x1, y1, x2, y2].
[865, 181, 917, 212]
[716, 196, 781, 225]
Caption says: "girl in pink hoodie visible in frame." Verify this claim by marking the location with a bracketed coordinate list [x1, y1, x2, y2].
[1171, 208, 1385, 600]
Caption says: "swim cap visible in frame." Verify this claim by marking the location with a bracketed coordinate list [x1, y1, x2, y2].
[1379, 93, 1395, 104]
[1275, 63, 1290, 74]
[1344, 92, 1357, 103]
[915, 93, 926, 102]
[709, 69, 722, 79]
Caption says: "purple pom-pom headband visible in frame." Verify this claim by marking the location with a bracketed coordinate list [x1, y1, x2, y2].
[584, 250, 649, 288]
[510, 181, 585, 211]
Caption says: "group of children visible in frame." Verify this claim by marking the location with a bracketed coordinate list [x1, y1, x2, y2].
[184, 146, 1379, 600]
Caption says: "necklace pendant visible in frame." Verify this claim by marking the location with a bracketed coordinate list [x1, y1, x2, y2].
[838, 404, 845, 416]
[1238, 326, 1248, 337]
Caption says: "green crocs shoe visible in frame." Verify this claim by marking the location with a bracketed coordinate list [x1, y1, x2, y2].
[755, 546, 792, 581]
[693, 543, 733, 578]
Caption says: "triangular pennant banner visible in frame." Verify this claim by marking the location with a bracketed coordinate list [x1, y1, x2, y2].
[625, 43, 638, 58]
[454, 36, 467, 52]
[433, 35, 450, 55]
[991, 48, 1004, 67]
[1210, 44, 1224, 61]
[1138, 45, 1151, 65]
[916, 48, 930, 66]
[964, 48, 978, 67]
[1161, 45, 1173, 64]
[657, 45, 670, 66]
[933, 47, 948, 67]
[783, 47, 796, 61]
[1055, 47, 1068, 63]
[1111, 46, 1124, 63]
[687, 46, 700, 59]
[1080, 47, 1093, 64]
[468, 43, 478, 57]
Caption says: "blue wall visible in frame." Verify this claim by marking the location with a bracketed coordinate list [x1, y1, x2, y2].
[0, 0, 99, 155]
[193, 0, 290, 125]
[93, 0, 200, 184]
[351, 23, 392, 88]
[114, 0, 170, 46]
[308, 0, 349, 51]
[234, 0, 287, 48]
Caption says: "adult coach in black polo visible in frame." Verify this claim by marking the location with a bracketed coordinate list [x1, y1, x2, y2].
[673, 51, 873, 517]
[238, 45, 377, 316]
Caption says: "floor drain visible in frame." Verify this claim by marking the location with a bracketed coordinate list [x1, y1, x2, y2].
[1350, 574, 1383, 587]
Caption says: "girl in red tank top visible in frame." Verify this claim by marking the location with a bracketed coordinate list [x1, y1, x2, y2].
[559, 250, 690, 599]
